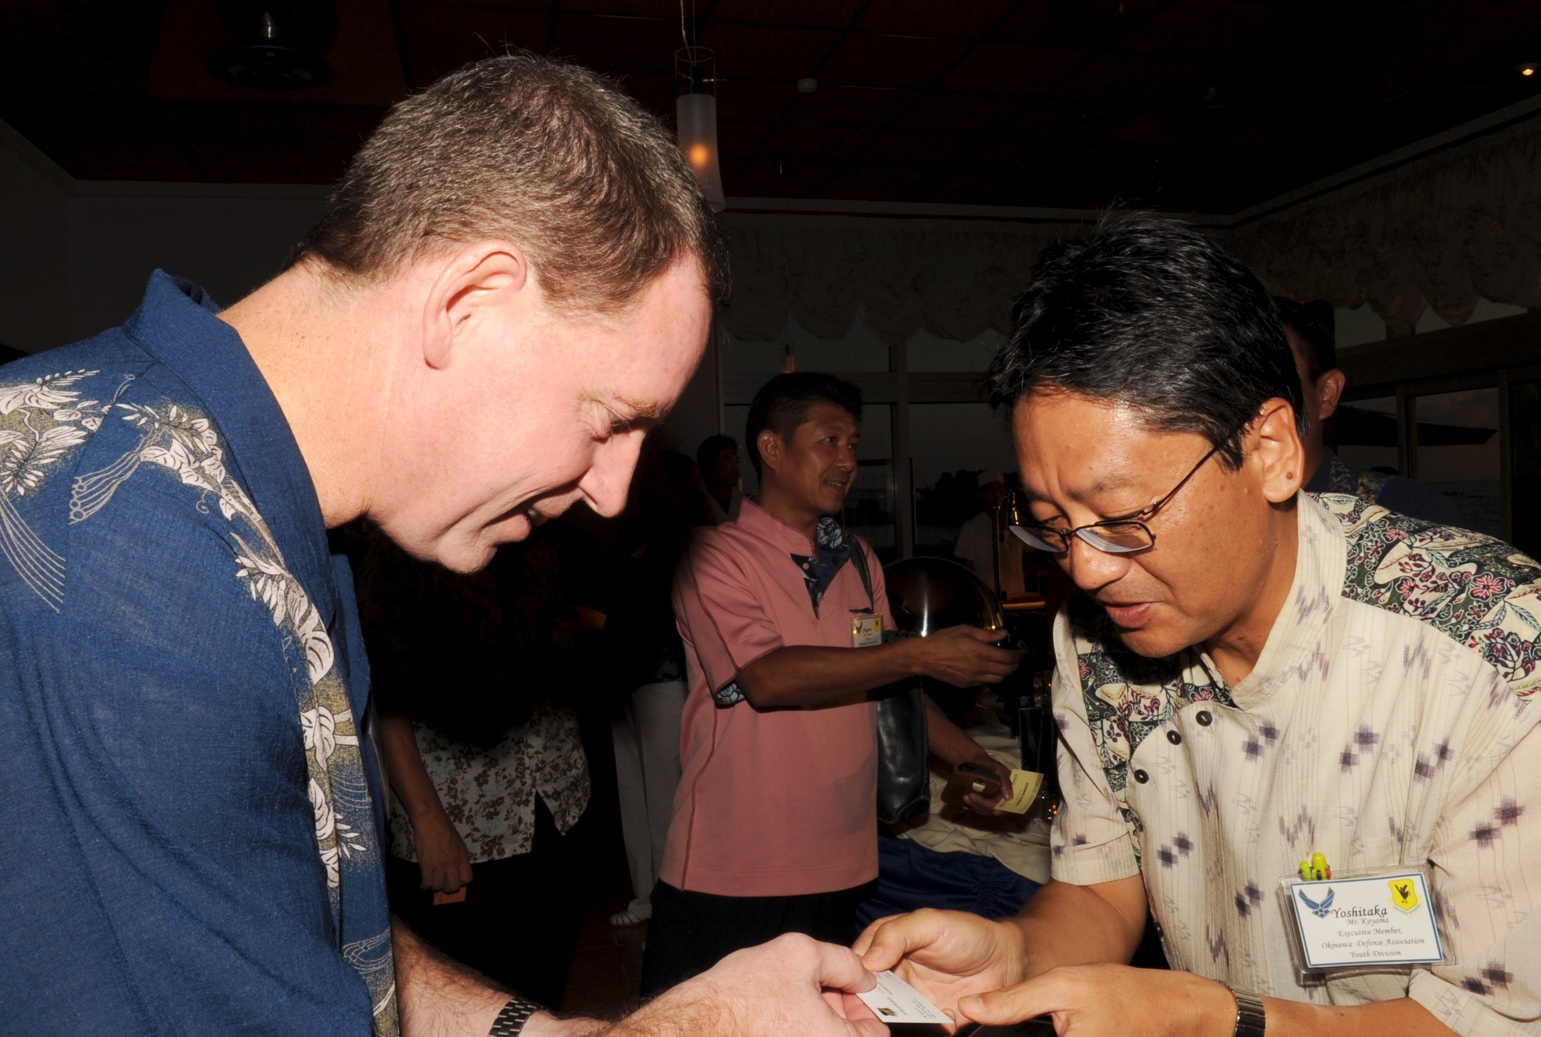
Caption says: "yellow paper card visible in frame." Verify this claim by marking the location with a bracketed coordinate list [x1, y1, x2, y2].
[995, 769, 1043, 814]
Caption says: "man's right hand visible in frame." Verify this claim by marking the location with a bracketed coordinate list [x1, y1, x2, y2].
[614, 933, 888, 1037]
[909, 625, 1025, 687]
[853, 909, 1029, 1031]
[412, 811, 474, 894]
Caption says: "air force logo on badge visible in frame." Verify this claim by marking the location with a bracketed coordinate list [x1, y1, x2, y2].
[1389, 879, 1421, 913]
[1297, 887, 1335, 919]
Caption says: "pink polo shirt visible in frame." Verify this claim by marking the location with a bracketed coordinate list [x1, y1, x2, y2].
[662, 500, 890, 897]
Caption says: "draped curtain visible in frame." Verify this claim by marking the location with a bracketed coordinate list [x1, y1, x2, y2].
[719, 109, 1541, 341]
[1229, 110, 1541, 328]
[718, 216, 1085, 344]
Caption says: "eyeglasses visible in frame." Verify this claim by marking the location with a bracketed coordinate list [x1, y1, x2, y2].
[1010, 437, 1227, 556]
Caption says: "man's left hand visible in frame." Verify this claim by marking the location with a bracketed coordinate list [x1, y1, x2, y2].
[955, 963, 1234, 1037]
[957, 754, 1013, 814]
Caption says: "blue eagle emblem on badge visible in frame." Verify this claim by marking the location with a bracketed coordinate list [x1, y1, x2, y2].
[1297, 887, 1335, 919]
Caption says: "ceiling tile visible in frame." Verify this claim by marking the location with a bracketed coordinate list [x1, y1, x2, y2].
[855, 0, 1019, 38]
[820, 33, 972, 88]
[710, 0, 868, 29]
[1120, 0, 1290, 60]
[560, 0, 686, 14]
[698, 23, 842, 81]
[861, 128, 961, 165]
[940, 43, 1090, 93]
[754, 122, 877, 165]
[618, 72, 677, 113]
[400, 5, 549, 65]
[818, 163, 911, 202]
[549, 12, 679, 75]
[1054, 51, 1190, 102]
[716, 79, 797, 122]
[899, 91, 1024, 131]
[781, 84, 921, 127]
[148, 0, 407, 106]
[994, 0, 1170, 47]
[1012, 99, 1135, 144]
[287, 105, 389, 181]
[717, 118, 774, 156]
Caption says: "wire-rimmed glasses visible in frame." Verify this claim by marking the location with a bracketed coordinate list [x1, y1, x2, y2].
[1010, 437, 1227, 556]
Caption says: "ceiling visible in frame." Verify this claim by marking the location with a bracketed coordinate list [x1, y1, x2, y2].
[5, 1, 1541, 214]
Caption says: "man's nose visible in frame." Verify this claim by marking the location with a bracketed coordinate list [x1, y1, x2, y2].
[1064, 535, 1132, 592]
[579, 431, 646, 518]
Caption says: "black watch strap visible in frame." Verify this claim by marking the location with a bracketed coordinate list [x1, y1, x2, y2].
[488, 997, 541, 1037]
[1227, 987, 1267, 1037]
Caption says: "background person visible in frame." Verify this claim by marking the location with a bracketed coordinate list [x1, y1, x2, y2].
[1274, 296, 1459, 525]
[697, 432, 743, 524]
[953, 469, 1031, 599]
[354, 523, 594, 1007]
[642, 372, 1024, 995]
[605, 448, 711, 927]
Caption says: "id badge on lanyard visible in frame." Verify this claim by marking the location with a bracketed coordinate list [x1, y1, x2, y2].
[851, 611, 883, 648]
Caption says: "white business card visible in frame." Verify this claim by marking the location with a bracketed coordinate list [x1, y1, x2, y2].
[856, 969, 951, 1025]
[1286, 871, 1443, 969]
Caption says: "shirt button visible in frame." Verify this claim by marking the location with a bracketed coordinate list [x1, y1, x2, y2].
[1196, 710, 1213, 726]
[1133, 768, 1149, 784]
[1167, 730, 1182, 745]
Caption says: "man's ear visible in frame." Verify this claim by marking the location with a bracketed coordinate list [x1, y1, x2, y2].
[1317, 369, 1346, 422]
[1250, 397, 1307, 503]
[757, 429, 783, 475]
[421, 241, 530, 370]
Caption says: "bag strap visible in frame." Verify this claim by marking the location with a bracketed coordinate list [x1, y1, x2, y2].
[846, 538, 877, 613]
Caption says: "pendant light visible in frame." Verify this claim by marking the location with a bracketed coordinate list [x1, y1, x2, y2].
[675, 2, 725, 211]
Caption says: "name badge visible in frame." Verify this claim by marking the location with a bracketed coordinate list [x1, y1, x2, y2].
[1281, 870, 1445, 973]
[851, 613, 883, 648]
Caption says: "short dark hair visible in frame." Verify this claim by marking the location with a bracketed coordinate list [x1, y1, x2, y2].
[696, 433, 738, 474]
[745, 372, 863, 478]
[292, 52, 728, 315]
[986, 211, 1304, 468]
[1273, 297, 1337, 380]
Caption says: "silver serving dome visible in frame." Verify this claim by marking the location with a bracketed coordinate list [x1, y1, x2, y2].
[883, 556, 1005, 637]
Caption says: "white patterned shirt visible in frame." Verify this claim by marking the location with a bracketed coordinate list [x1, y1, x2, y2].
[388, 705, 590, 864]
[1051, 492, 1540, 1035]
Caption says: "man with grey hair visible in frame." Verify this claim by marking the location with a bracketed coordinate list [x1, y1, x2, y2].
[0, 54, 886, 1037]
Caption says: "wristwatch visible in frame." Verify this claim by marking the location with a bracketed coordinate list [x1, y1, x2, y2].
[487, 997, 541, 1037]
[1226, 986, 1267, 1037]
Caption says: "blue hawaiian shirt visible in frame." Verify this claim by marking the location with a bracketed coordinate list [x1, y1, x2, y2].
[0, 273, 397, 1035]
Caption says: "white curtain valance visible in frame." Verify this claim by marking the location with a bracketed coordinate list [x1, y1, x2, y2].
[718, 215, 1087, 344]
[720, 109, 1541, 341]
[1213, 112, 1541, 328]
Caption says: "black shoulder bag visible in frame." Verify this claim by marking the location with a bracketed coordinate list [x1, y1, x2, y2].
[848, 545, 930, 825]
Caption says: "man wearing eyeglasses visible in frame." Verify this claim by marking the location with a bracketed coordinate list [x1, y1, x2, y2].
[856, 212, 1541, 1037]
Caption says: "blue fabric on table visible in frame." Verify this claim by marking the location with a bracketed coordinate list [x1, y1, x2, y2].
[856, 833, 1040, 931]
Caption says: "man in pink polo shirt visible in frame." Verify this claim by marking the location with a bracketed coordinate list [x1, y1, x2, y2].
[640, 372, 1025, 994]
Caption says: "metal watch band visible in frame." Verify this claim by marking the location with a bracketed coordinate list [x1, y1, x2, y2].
[487, 997, 541, 1037]
[1227, 987, 1267, 1037]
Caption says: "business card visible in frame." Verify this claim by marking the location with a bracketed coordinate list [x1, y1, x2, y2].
[856, 970, 951, 1025]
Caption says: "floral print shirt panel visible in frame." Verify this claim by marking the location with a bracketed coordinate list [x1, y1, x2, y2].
[1051, 493, 1541, 1035]
[388, 704, 591, 863]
